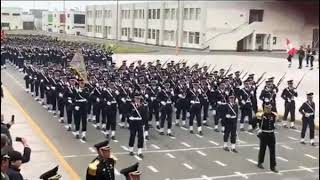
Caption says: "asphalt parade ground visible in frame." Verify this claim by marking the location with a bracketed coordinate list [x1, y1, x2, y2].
[1, 55, 319, 180]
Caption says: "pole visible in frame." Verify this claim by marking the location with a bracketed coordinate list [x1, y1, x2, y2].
[116, 0, 119, 42]
[175, 0, 180, 56]
[63, 0, 66, 34]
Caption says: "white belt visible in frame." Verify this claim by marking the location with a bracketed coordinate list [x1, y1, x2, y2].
[76, 99, 86, 102]
[262, 130, 274, 133]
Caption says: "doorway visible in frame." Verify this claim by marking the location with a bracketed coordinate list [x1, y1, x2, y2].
[156, 29, 160, 45]
[249, 9, 264, 24]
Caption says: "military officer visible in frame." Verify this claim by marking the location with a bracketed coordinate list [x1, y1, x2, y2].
[299, 92, 316, 146]
[281, 80, 298, 128]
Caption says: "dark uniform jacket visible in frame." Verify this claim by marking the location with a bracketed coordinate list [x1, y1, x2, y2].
[86, 157, 115, 180]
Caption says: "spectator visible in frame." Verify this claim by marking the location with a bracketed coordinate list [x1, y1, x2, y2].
[7, 151, 24, 180]
[1, 134, 11, 149]
[1, 115, 13, 146]
[1, 136, 31, 164]
[1, 149, 10, 180]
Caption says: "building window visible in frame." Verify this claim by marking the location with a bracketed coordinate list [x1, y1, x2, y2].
[1, 13, 9, 16]
[195, 8, 201, 20]
[189, 32, 194, 44]
[148, 9, 152, 19]
[171, 9, 176, 20]
[152, 29, 156, 39]
[122, 28, 129, 36]
[142, 9, 145, 19]
[67, 14, 70, 18]
[87, 25, 93, 32]
[189, 8, 195, 20]
[87, 11, 92, 18]
[152, 9, 156, 19]
[183, 31, 188, 43]
[195, 32, 200, 44]
[134, 28, 138, 37]
[164, 30, 175, 41]
[12, 13, 21, 16]
[156, 9, 160, 19]
[133, 10, 138, 18]
[183, 8, 188, 20]
[273, 37, 277, 45]
[96, 26, 102, 33]
[148, 29, 151, 39]
[164, 9, 170, 19]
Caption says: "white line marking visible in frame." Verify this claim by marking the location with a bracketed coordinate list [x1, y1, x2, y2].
[147, 165, 159, 173]
[112, 140, 119, 143]
[170, 136, 176, 139]
[246, 159, 258, 165]
[304, 154, 318, 160]
[288, 136, 298, 140]
[276, 156, 289, 162]
[290, 129, 301, 133]
[121, 146, 129, 151]
[151, 144, 161, 149]
[206, 126, 214, 130]
[234, 172, 249, 179]
[209, 140, 219, 145]
[299, 166, 314, 172]
[238, 140, 247, 144]
[88, 147, 95, 153]
[196, 134, 203, 138]
[166, 153, 176, 159]
[181, 127, 188, 131]
[214, 160, 227, 167]
[183, 163, 193, 170]
[134, 155, 142, 161]
[253, 147, 260, 150]
[280, 145, 293, 150]
[114, 168, 120, 176]
[181, 142, 191, 148]
[79, 139, 86, 143]
[196, 150, 207, 156]
[201, 175, 210, 180]
[244, 131, 254, 135]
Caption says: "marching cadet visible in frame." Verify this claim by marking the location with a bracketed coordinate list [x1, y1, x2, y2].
[39, 70, 48, 105]
[140, 84, 150, 140]
[147, 80, 160, 129]
[299, 92, 316, 146]
[259, 80, 277, 113]
[64, 78, 75, 131]
[105, 81, 118, 140]
[239, 79, 254, 131]
[120, 163, 141, 180]
[49, 70, 59, 116]
[201, 80, 210, 126]
[213, 82, 228, 132]
[118, 81, 133, 128]
[91, 79, 103, 128]
[56, 74, 66, 123]
[33, 69, 41, 101]
[174, 79, 187, 127]
[187, 83, 203, 135]
[128, 94, 144, 158]
[158, 82, 174, 136]
[256, 103, 278, 173]
[281, 80, 298, 128]
[86, 140, 116, 180]
[73, 78, 89, 141]
[223, 94, 239, 153]
[39, 166, 62, 180]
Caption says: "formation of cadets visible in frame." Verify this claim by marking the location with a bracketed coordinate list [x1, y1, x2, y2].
[1, 35, 316, 162]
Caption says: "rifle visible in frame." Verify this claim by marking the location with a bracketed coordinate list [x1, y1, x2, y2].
[210, 64, 217, 73]
[205, 64, 212, 73]
[256, 78, 266, 88]
[223, 65, 232, 77]
[256, 72, 267, 85]
[239, 70, 244, 76]
[295, 73, 307, 89]
[161, 59, 170, 68]
[241, 71, 248, 80]
[276, 72, 286, 88]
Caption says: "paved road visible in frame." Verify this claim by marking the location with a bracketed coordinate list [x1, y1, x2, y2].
[2, 57, 319, 180]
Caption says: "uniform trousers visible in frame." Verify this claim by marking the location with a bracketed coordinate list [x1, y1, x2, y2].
[258, 132, 276, 168]
[224, 118, 237, 143]
[301, 117, 315, 139]
[128, 120, 144, 148]
[160, 104, 173, 129]
[283, 101, 295, 122]
[74, 102, 87, 132]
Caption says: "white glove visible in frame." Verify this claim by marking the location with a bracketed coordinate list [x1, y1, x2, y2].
[198, 89, 201, 94]
[75, 106, 80, 111]
[273, 89, 277, 93]
[287, 99, 291, 103]
[241, 100, 246, 105]
[171, 91, 175, 96]
[191, 100, 195, 104]
[121, 98, 126, 103]
[264, 98, 270, 102]
[58, 93, 63, 98]
[68, 100, 72, 104]
[225, 91, 229, 95]
[213, 110, 216, 116]
[107, 101, 111, 106]
[51, 86, 56, 90]
[257, 129, 262, 134]
[96, 98, 100, 102]
[161, 101, 166, 106]
[129, 117, 134, 120]
[40, 79, 44, 83]
[145, 94, 149, 98]
[226, 114, 231, 118]
[250, 91, 254, 95]
[305, 113, 311, 118]
[115, 90, 120, 95]
[119, 114, 122, 119]
[178, 94, 183, 98]
[46, 87, 50, 90]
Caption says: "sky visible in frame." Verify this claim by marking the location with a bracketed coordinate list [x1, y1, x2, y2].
[1, 1, 150, 11]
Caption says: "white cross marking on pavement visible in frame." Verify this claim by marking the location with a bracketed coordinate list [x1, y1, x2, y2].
[181, 127, 188, 131]
[183, 163, 193, 170]
[112, 140, 119, 143]
[166, 153, 176, 159]
[304, 154, 318, 160]
[121, 146, 129, 151]
[196, 150, 207, 156]
[238, 140, 247, 144]
[181, 142, 191, 148]
[201, 175, 210, 180]
[151, 144, 161, 149]
[134, 155, 142, 161]
[214, 160, 227, 167]
[246, 159, 258, 165]
[234, 172, 249, 179]
[79, 139, 86, 143]
[276, 156, 289, 162]
[114, 168, 120, 176]
[209, 140, 219, 145]
[253, 147, 260, 150]
[147, 165, 159, 173]
[196, 134, 203, 138]
[280, 145, 293, 150]
[88, 147, 95, 153]
[288, 136, 299, 140]
[299, 166, 315, 173]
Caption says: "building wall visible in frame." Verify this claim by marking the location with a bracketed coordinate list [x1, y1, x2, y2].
[1, 7, 27, 30]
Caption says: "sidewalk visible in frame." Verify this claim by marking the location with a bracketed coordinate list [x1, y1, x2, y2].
[1, 89, 71, 180]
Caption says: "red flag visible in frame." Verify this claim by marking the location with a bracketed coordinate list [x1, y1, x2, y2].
[286, 38, 297, 55]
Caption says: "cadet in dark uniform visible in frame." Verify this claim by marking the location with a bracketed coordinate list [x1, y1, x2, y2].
[128, 95, 144, 158]
[281, 80, 298, 128]
[239, 79, 254, 131]
[297, 46, 305, 69]
[158, 82, 174, 136]
[120, 163, 141, 180]
[188, 83, 203, 135]
[299, 92, 316, 146]
[39, 166, 62, 180]
[223, 94, 239, 153]
[86, 140, 116, 180]
[256, 103, 278, 173]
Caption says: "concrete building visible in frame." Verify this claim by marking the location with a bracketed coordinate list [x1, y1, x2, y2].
[85, 1, 319, 51]
[42, 9, 86, 35]
[1, 7, 35, 30]
[29, 9, 48, 30]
